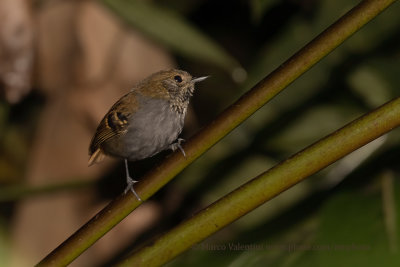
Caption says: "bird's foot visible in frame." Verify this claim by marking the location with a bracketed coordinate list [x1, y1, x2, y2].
[169, 138, 186, 158]
[124, 176, 142, 201]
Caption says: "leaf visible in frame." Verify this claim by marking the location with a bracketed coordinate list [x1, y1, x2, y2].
[348, 66, 391, 107]
[295, 187, 400, 267]
[249, 0, 279, 24]
[101, 0, 240, 73]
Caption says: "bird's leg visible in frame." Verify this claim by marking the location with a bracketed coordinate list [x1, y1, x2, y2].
[169, 138, 186, 158]
[124, 159, 142, 201]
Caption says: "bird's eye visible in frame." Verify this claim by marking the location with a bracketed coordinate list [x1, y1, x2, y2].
[174, 75, 183, 83]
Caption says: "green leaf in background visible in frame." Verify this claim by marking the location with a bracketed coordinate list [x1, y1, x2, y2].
[348, 66, 391, 108]
[101, 0, 241, 75]
[265, 105, 363, 153]
[249, 0, 279, 24]
[296, 179, 400, 267]
[0, 218, 10, 267]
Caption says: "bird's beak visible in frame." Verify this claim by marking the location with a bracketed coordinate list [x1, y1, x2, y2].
[191, 76, 209, 83]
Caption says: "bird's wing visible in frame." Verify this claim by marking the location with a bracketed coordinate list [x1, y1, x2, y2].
[88, 93, 138, 165]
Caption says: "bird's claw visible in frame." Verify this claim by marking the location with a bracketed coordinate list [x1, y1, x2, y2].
[124, 176, 141, 201]
[170, 138, 186, 158]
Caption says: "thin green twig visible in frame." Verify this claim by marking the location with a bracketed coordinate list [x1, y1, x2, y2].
[0, 179, 93, 202]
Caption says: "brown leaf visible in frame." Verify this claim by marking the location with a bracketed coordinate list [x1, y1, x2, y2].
[0, 0, 34, 103]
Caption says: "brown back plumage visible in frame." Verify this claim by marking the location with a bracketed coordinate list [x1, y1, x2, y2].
[88, 93, 138, 165]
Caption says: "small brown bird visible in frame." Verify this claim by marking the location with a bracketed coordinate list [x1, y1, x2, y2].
[88, 69, 208, 201]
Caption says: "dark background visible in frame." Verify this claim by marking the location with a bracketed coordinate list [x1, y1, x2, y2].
[1, 0, 400, 266]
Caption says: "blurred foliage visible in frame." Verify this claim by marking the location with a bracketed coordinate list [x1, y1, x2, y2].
[0, 218, 10, 267]
[170, 178, 400, 267]
[1, 0, 400, 266]
[0, 93, 42, 183]
[101, 0, 242, 74]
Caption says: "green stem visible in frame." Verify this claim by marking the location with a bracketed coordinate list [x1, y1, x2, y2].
[36, 0, 397, 266]
[0, 179, 93, 202]
[118, 97, 400, 266]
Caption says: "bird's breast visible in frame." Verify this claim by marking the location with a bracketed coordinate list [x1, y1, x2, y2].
[121, 96, 185, 160]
